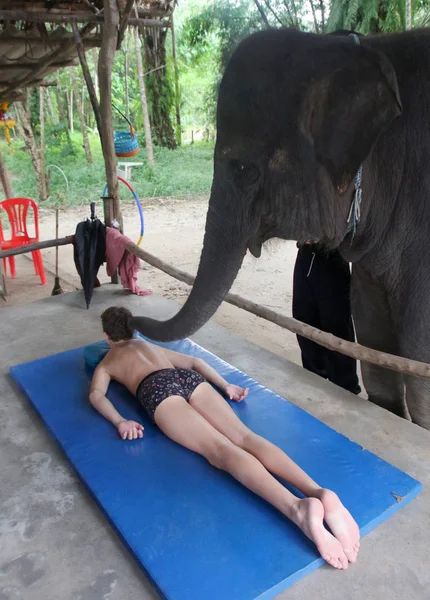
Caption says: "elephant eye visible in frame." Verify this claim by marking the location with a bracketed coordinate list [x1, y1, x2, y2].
[230, 160, 259, 185]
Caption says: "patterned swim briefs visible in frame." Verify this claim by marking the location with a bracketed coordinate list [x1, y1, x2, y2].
[136, 367, 206, 422]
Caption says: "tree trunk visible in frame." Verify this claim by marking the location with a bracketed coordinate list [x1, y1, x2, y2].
[406, 0, 412, 28]
[47, 90, 58, 124]
[281, 0, 296, 27]
[92, 48, 99, 100]
[68, 88, 74, 132]
[16, 102, 48, 202]
[125, 30, 130, 121]
[318, 0, 325, 32]
[142, 26, 177, 149]
[290, 0, 300, 28]
[170, 14, 182, 146]
[39, 87, 48, 199]
[72, 71, 93, 164]
[134, 26, 155, 169]
[0, 148, 12, 199]
[98, 0, 121, 240]
[308, 0, 320, 32]
[55, 76, 66, 124]
[253, 0, 271, 27]
[263, 0, 285, 26]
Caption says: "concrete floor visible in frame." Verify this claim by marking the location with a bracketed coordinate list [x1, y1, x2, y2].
[0, 285, 429, 600]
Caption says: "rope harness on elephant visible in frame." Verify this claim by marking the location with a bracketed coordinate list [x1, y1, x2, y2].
[346, 32, 363, 240]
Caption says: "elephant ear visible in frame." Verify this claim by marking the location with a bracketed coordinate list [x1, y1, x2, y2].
[304, 46, 402, 194]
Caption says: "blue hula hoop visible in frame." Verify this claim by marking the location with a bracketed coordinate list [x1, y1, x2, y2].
[102, 177, 144, 245]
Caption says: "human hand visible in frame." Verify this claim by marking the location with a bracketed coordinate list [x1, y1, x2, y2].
[225, 384, 249, 402]
[118, 420, 144, 440]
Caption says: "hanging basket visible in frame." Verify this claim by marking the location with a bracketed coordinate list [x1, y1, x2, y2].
[112, 104, 140, 158]
[114, 129, 140, 158]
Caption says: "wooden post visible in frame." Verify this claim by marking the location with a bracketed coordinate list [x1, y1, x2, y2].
[134, 24, 155, 169]
[0, 252, 7, 300]
[99, 0, 122, 283]
[170, 14, 181, 146]
[0, 148, 12, 199]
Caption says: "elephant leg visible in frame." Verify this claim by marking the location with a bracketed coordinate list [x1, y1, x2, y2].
[398, 317, 430, 429]
[403, 375, 430, 430]
[351, 264, 406, 418]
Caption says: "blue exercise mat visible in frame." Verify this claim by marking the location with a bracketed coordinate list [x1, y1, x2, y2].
[10, 337, 422, 600]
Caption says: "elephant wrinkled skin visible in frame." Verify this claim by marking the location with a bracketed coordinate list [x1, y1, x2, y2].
[132, 28, 430, 430]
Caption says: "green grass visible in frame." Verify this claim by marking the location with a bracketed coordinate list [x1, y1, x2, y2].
[1, 132, 214, 208]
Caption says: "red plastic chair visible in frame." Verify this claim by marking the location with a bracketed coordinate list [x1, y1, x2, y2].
[0, 197, 47, 285]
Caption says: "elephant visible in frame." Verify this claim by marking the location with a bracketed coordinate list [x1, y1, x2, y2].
[132, 27, 430, 430]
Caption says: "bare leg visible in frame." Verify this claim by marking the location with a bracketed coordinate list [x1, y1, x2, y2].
[190, 383, 360, 562]
[155, 395, 349, 569]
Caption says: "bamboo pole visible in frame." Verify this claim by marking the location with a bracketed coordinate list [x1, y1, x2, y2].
[124, 245, 430, 380]
[0, 237, 72, 257]
[3, 237, 430, 380]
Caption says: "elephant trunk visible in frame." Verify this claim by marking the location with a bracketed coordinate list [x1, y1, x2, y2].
[131, 190, 250, 342]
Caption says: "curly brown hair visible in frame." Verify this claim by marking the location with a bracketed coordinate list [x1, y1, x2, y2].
[101, 306, 134, 342]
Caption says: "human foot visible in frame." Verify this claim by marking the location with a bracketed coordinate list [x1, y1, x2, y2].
[291, 497, 348, 570]
[314, 489, 360, 563]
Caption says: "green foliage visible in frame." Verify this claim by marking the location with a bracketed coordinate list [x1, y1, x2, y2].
[45, 122, 76, 158]
[327, 0, 430, 32]
[180, 0, 261, 72]
[177, 0, 262, 138]
[2, 133, 214, 207]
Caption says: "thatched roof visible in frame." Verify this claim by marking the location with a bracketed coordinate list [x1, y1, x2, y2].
[0, 0, 175, 103]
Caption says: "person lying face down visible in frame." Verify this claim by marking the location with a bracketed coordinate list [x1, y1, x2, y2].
[89, 306, 360, 570]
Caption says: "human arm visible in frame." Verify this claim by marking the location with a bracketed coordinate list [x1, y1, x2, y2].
[89, 365, 144, 440]
[162, 348, 249, 402]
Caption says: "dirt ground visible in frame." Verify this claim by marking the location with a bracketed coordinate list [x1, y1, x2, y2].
[2, 196, 303, 366]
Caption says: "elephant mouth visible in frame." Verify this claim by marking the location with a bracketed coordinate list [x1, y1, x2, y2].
[248, 233, 267, 258]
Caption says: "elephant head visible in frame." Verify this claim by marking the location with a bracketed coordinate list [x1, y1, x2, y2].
[132, 29, 402, 341]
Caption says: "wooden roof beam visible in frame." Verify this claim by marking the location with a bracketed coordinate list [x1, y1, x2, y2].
[0, 33, 103, 48]
[0, 2, 171, 18]
[0, 9, 171, 28]
[0, 60, 77, 69]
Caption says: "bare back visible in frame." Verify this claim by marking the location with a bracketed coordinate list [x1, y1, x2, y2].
[100, 340, 175, 396]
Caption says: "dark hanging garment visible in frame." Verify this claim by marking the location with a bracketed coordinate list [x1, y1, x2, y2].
[72, 202, 106, 308]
